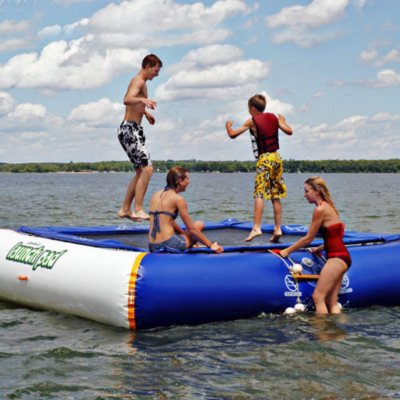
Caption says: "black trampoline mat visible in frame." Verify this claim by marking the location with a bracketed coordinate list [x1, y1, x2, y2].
[81, 228, 301, 248]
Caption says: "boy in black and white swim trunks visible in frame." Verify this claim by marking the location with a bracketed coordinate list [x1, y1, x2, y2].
[118, 121, 151, 169]
[117, 54, 162, 221]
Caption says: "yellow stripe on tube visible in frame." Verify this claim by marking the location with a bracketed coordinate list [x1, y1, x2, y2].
[127, 252, 147, 330]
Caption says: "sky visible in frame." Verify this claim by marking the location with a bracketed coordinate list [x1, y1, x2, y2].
[0, 0, 399, 163]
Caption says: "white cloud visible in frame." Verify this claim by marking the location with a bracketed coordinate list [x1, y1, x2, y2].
[1, 103, 62, 130]
[266, 0, 350, 47]
[361, 69, 400, 87]
[36, 0, 246, 49]
[157, 46, 270, 101]
[0, 91, 15, 115]
[0, 36, 148, 91]
[267, 0, 350, 30]
[9, 103, 47, 120]
[0, 95, 63, 152]
[360, 47, 400, 67]
[156, 60, 269, 101]
[359, 49, 378, 64]
[371, 112, 400, 122]
[89, 0, 247, 32]
[64, 19, 89, 34]
[286, 112, 400, 160]
[37, 20, 90, 40]
[336, 115, 368, 127]
[88, 0, 247, 47]
[0, 19, 31, 52]
[0, 37, 31, 53]
[168, 44, 243, 73]
[98, 29, 231, 49]
[171, 61, 267, 88]
[0, 0, 249, 92]
[68, 98, 124, 127]
[0, 94, 122, 162]
[271, 29, 341, 48]
[37, 24, 62, 40]
[381, 49, 400, 65]
[0, 19, 30, 34]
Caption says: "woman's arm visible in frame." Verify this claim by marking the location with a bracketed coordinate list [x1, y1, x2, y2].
[310, 244, 325, 254]
[177, 197, 223, 252]
[281, 207, 324, 257]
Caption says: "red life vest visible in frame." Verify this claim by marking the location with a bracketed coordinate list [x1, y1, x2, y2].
[253, 113, 279, 154]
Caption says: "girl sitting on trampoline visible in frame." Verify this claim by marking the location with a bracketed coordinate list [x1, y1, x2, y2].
[148, 166, 223, 254]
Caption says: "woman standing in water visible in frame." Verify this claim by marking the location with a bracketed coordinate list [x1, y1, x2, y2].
[280, 176, 351, 314]
[148, 166, 223, 254]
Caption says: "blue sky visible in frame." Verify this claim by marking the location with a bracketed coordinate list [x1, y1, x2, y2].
[0, 0, 399, 163]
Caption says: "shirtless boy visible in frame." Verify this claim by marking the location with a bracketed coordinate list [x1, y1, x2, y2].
[117, 54, 162, 221]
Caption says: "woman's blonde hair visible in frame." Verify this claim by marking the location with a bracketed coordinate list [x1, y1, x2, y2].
[305, 176, 339, 215]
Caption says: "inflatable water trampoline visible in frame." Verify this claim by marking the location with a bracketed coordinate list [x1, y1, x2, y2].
[0, 219, 399, 330]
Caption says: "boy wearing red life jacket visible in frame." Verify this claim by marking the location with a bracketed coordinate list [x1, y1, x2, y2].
[225, 94, 293, 242]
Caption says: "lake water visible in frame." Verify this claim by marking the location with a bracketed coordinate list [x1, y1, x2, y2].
[0, 172, 399, 399]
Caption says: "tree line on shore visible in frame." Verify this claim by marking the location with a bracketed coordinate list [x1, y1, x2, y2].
[0, 159, 399, 173]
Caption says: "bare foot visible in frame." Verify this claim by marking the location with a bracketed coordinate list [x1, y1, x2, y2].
[244, 229, 262, 242]
[330, 303, 342, 314]
[269, 231, 282, 243]
[118, 209, 140, 221]
[132, 209, 150, 220]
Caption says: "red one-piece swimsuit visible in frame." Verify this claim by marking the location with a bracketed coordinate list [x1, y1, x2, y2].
[321, 222, 352, 269]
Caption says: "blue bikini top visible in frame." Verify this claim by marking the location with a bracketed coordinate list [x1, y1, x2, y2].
[149, 187, 178, 239]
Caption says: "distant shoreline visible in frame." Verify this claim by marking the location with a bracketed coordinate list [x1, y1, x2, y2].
[0, 159, 399, 173]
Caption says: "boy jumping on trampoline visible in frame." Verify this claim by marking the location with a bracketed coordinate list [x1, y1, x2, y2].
[225, 94, 293, 242]
[117, 54, 162, 221]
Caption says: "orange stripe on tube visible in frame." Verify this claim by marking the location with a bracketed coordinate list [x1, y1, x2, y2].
[127, 252, 147, 330]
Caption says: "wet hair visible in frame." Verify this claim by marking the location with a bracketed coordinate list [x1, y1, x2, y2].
[304, 176, 339, 215]
[142, 54, 163, 69]
[248, 94, 266, 112]
[166, 166, 188, 189]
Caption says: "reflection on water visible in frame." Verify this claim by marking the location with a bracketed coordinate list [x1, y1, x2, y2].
[309, 315, 349, 342]
[0, 172, 399, 399]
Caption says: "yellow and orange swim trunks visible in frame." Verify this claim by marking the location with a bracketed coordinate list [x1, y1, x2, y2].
[253, 152, 287, 200]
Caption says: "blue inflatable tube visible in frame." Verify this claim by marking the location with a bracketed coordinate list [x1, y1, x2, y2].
[135, 252, 287, 329]
[0, 219, 399, 330]
[344, 241, 400, 308]
[134, 240, 400, 329]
